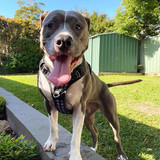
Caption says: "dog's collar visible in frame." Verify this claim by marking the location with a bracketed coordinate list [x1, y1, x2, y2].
[39, 56, 91, 114]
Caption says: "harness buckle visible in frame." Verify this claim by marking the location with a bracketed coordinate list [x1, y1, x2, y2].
[74, 70, 82, 79]
[52, 90, 66, 98]
[52, 86, 67, 98]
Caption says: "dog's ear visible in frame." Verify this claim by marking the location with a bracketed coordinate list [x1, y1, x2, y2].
[40, 11, 50, 28]
[81, 14, 90, 30]
[85, 17, 90, 30]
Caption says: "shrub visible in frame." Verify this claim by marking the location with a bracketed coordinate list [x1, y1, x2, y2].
[0, 96, 6, 120]
[7, 49, 42, 73]
[0, 132, 39, 160]
[0, 17, 42, 73]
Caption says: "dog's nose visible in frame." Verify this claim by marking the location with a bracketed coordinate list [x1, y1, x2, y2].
[55, 35, 73, 51]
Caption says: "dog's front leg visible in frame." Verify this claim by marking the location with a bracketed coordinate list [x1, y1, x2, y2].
[44, 106, 58, 151]
[69, 104, 85, 160]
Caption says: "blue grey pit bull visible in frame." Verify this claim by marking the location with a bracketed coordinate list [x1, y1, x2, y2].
[38, 10, 141, 160]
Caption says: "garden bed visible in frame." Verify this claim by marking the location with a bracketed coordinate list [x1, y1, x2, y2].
[0, 96, 39, 160]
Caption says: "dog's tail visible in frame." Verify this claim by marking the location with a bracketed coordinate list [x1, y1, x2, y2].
[107, 79, 142, 88]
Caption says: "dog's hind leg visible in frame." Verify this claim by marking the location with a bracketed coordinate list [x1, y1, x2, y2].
[84, 113, 98, 151]
[43, 99, 58, 151]
[100, 89, 128, 160]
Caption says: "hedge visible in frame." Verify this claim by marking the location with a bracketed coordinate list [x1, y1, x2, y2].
[0, 17, 43, 73]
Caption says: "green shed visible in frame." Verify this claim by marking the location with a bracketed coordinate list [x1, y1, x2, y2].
[85, 33, 139, 73]
[140, 35, 160, 74]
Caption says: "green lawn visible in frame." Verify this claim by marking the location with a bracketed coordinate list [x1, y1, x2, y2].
[0, 74, 159, 160]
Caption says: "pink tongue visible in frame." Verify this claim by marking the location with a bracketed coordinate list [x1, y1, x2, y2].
[48, 55, 72, 86]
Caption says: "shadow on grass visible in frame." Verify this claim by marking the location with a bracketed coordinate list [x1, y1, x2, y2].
[0, 77, 159, 160]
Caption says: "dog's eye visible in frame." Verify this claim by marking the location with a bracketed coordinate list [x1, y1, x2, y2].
[75, 24, 82, 30]
[47, 23, 54, 28]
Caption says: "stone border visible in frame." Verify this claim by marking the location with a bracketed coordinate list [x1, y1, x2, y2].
[0, 87, 105, 160]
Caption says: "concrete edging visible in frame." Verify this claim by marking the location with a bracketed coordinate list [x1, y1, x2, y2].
[0, 87, 105, 160]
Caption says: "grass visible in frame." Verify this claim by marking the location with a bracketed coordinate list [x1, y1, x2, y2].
[0, 74, 159, 160]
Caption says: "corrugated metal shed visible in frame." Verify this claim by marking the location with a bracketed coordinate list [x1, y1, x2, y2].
[140, 35, 160, 73]
[85, 33, 139, 73]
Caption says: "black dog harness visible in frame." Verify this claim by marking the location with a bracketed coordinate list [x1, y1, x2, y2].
[39, 57, 91, 114]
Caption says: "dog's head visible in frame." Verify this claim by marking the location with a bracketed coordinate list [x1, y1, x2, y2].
[40, 10, 90, 86]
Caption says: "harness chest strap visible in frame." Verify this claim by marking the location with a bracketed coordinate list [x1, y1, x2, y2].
[39, 57, 91, 114]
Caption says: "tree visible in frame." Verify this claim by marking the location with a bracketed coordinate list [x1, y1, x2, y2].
[114, 0, 160, 40]
[89, 11, 115, 36]
[76, 9, 115, 36]
[14, 0, 45, 22]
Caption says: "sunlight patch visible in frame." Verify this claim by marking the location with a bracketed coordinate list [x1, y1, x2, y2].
[139, 151, 154, 160]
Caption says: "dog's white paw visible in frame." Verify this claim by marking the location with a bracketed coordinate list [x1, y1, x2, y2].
[69, 151, 82, 160]
[118, 155, 128, 160]
[43, 137, 56, 151]
[90, 147, 97, 152]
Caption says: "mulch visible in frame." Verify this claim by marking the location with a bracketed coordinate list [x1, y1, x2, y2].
[0, 120, 18, 138]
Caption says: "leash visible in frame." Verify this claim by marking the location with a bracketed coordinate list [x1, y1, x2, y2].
[39, 56, 91, 114]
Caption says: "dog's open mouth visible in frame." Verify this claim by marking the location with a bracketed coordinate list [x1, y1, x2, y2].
[48, 55, 80, 86]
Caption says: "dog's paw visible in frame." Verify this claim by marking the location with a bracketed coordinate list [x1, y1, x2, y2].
[69, 155, 82, 160]
[90, 147, 97, 152]
[118, 155, 128, 160]
[43, 138, 56, 151]
[69, 151, 82, 160]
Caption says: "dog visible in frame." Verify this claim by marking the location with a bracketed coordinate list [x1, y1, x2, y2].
[38, 10, 141, 160]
